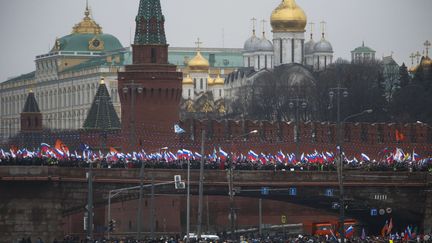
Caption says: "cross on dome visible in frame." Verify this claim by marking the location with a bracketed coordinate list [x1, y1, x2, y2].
[409, 53, 416, 65]
[320, 21, 327, 39]
[195, 38, 203, 52]
[424, 40, 431, 57]
[261, 19, 267, 37]
[251, 17, 257, 35]
[309, 22, 314, 40]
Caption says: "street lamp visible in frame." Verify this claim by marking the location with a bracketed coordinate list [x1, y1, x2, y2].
[137, 146, 167, 240]
[228, 129, 258, 240]
[288, 99, 307, 160]
[337, 109, 372, 243]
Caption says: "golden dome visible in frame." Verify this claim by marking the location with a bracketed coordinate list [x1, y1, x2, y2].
[72, 6, 103, 34]
[421, 56, 432, 68]
[182, 75, 193, 85]
[271, 0, 307, 33]
[207, 76, 215, 86]
[188, 51, 210, 72]
[213, 75, 225, 85]
[409, 65, 419, 73]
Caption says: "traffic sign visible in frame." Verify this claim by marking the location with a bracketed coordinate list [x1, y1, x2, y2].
[281, 215, 287, 224]
[289, 187, 297, 196]
[370, 208, 378, 216]
[379, 209, 386, 215]
[261, 187, 270, 195]
[325, 189, 334, 197]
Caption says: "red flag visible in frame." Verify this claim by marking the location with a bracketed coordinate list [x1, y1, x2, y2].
[381, 220, 389, 237]
[395, 129, 405, 142]
[387, 218, 393, 235]
[55, 139, 69, 155]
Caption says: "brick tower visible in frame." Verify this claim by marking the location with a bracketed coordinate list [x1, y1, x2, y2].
[118, 0, 182, 151]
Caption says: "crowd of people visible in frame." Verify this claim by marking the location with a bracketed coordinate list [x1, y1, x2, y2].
[15, 233, 432, 243]
[1, 145, 432, 172]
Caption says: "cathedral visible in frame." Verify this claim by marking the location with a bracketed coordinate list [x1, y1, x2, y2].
[224, 0, 334, 118]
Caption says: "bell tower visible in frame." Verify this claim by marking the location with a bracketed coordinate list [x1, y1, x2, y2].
[118, 0, 182, 151]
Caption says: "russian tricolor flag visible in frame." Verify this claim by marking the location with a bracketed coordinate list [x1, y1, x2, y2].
[345, 225, 354, 238]
[248, 150, 258, 161]
[219, 148, 228, 160]
[361, 153, 371, 161]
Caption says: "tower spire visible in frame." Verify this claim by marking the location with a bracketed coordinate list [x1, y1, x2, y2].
[134, 0, 167, 45]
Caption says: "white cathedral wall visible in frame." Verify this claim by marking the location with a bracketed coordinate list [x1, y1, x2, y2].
[273, 32, 305, 66]
[182, 84, 194, 100]
[189, 72, 209, 94]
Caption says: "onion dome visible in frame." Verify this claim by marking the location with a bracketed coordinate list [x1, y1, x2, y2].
[271, 0, 307, 33]
[188, 51, 210, 72]
[408, 65, 419, 73]
[182, 75, 193, 85]
[421, 56, 432, 68]
[244, 33, 260, 52]
[305, 39, 315, 55]
[207, 76, 215, 86]
[257, 35, 274, 52]
[213, 75, 225, 85]
[313, 39, 333, 53]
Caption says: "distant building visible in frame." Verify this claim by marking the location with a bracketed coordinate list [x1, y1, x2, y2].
[0, 4, 243, 142]
[351, 42, 376, 63]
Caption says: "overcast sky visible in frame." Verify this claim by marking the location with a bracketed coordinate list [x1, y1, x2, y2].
[0, 0, 431, 82]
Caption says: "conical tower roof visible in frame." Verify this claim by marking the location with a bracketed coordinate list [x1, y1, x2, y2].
[134, 0, 167, 44]
[83, 79, 121, 130]
[22, 91, 40, 113]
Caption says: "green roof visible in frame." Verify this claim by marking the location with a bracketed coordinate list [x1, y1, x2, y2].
[22, 92, 40, 113]
[83, 82, 121, 130]
[61, 51, 130, 73]
[168, 48, 244, 68]
[2, 71, 35, 84]
[135, 0, 166, 45]
[54, 33, 123, 53]
[351, 42, 375, 53]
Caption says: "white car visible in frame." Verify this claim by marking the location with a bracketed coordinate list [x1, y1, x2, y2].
[184, 233, 220, 241]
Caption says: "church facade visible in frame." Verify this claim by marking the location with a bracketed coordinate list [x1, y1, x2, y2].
[224, 0, 334, 118]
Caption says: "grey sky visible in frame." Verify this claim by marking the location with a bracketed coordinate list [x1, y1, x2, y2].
[0, 0, 431, 82]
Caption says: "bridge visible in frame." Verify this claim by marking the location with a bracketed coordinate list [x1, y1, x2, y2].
[0, 166, 431, 242]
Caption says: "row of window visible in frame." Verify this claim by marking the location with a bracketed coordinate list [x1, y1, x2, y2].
[0, 85, 119, 116]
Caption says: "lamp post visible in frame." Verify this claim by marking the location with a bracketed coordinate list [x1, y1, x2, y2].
[337, 108, 372, 243]
[197, 130, 205, 239]
[328, 81, 348, 243]
[136, 146, 167, 240]
[288, 99, 308, 160]
[122, 79, 143, 151]
[228, 129, 258, 240]
[86, 155, 94, 241]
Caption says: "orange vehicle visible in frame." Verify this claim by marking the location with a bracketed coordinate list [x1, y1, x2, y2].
[312, 220, 356, 237]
